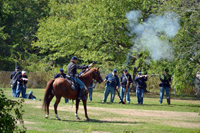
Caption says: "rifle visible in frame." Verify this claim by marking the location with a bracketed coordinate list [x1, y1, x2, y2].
[22, 78, 38, 86]
[123, 75, 129, 104]
[116, 88, 125, 104]
[141, 74, 160, 77]
[92, 61, 97, 64]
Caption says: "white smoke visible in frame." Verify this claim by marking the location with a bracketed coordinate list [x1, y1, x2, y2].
[125, 10, 180, 62]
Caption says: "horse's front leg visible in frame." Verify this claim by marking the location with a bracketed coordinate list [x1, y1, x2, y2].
[75, 99, 80, 120]
[83, 99, 89, 121]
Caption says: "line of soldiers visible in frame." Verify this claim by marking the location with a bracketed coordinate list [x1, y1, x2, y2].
[102, 68, 171, 105]
[11, 56, 171, 104]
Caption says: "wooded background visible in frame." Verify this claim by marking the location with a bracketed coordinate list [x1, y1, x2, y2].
[0, 0, 199, 94]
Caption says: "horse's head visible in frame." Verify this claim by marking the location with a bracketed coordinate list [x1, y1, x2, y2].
[90, 67, 103, 83]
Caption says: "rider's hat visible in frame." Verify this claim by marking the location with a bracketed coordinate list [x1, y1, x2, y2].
[71, 56, 78, 60]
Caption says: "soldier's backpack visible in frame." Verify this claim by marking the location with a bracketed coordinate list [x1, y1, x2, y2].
[10, 72, 19, 87]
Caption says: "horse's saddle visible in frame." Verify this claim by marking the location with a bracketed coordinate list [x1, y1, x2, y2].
[65, 76, 79, 90]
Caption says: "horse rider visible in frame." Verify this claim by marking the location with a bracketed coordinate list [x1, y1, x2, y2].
[119, 69, 133, 104]
[67, 56, 93, 100]
[135, 72, 148, 104]
[102, 69, 120, 103]
[159, 68, 172, 105]
[54, 68, 69, 103]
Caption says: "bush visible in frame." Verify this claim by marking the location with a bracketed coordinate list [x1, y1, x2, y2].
[0, 89, 26, 133]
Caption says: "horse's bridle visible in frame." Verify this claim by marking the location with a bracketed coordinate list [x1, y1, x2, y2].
[89, 69, 102, 83]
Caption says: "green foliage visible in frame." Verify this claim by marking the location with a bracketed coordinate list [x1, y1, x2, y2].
[0, 0, 49, 71]
[0, 0, 199, 94]
[0, 89, 26, 132]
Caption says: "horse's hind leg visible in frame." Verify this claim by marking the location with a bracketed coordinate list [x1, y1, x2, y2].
[45, 94, 54, 118]
[83, 100, 89, 121]
[54, 96, 61, 120]
[75, 99, 80, 120]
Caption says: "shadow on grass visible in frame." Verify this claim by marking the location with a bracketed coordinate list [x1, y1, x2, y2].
[51, 118, 146, 125]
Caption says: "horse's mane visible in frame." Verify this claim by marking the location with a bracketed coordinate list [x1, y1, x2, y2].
[79, 67, 95, 78]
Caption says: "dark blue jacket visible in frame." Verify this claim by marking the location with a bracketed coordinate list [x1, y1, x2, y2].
[54, 73, 67, 79]
[10, 70, 22, 81]
[120, 73, 133, 88]
[160, 74, 171, 87]
[21, 75, 28, 85]
[135, 76, 148, 90]
[105, 73, 119, 88]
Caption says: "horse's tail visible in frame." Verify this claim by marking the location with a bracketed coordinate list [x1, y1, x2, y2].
[42, 79, 54, 112]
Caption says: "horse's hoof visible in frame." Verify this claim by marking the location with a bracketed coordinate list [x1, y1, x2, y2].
[86, 118, 90, 121]
[57, 118, 61, 120]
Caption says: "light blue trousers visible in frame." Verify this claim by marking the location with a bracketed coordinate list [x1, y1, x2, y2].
[88, 87, 93, 101]
[21, 84, 27, 98]
[119, 87, 130, 103]
[71, 76, 84, 89]
[65, 98, 69, 103]
[16, 82, 23, 98]
[136, 89, 144, 104]
[159, 87, 170, 104]
[12, 84, 17, 97]
[102, 86, 115, 103]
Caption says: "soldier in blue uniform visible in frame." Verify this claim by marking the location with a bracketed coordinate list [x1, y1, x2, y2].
[119, 69, 133, 104]
[135, 72, 147, 104]
[159, 69, 171, 105]
[54, 68, 67, 79]
[67, 57, 93, 100]
[54, 68, 69, 103]
[10, 66, 21, 97]
[78, 65, 86, 77]
[21, 70, 28, 98]
[102, 69, 120, 103]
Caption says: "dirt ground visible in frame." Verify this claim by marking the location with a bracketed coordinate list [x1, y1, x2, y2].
[29, 99, 200, 129]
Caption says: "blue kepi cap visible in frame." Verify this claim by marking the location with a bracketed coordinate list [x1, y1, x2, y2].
[59, 68, 63, 72]
[138, 72, 142, 75]
[16, 66, 20, 69]
[71, 56, 78, 60]
[113, 69, 117, 73]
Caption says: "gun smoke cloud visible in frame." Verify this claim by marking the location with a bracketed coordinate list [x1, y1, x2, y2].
[125, 10, 180, 63]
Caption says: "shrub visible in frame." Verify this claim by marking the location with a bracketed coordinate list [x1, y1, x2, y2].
[0, 89, 26, 133]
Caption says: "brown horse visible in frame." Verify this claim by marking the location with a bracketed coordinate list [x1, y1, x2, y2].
[42, 67, 103, 121]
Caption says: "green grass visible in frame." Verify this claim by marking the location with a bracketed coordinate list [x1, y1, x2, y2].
[2, 88, 200, 133]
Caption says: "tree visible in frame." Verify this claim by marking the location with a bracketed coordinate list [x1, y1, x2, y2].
[0, 0, 49, 71]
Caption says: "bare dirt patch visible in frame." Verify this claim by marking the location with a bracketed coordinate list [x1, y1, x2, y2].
[163, 121, 200, 129]
[35, 104, 200, 129]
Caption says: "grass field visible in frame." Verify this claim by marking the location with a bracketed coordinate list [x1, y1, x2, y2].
[2, 88, 200, 133]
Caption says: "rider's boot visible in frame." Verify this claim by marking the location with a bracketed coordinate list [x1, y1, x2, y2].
[78, 89, 87, 100]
